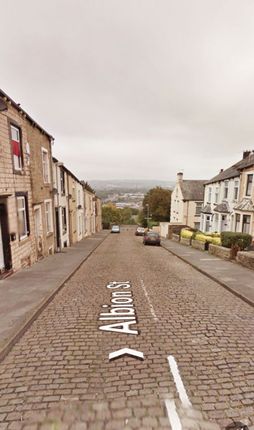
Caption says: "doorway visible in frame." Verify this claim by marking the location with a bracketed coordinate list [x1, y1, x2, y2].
[0, 202, 12, 272]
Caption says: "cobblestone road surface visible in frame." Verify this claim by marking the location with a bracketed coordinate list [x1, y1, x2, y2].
[0, 228, 253, 429]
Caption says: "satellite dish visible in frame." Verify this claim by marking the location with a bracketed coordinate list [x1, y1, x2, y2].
[0, 98, 8, 112]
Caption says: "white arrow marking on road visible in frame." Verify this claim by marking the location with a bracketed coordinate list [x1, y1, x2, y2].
[109, 348, 144, 361]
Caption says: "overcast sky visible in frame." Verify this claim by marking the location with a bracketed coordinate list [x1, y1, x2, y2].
[1, 0, 254, 182]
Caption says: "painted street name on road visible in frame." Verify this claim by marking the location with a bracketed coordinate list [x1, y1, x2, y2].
[99, 281, 139, 335]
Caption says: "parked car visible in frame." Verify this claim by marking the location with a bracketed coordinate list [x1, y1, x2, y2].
[143, 231, 161, 246]
[135, 226, 145, 236]
[111, 225, 120, 233]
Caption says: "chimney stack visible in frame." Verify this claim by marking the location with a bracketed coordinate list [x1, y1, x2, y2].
[243, 150, 251, 159]
[177, 172, 183, 182]
[220, 168, 224, 173]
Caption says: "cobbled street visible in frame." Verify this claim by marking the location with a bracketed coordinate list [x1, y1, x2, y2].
[0, 228, 253, 429]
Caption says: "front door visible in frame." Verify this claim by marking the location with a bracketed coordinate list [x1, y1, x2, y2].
[0, 202, 12, 271]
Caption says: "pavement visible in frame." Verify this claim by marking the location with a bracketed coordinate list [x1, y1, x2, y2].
[0, 230, 109, 360]
[162, 238, 254, 307]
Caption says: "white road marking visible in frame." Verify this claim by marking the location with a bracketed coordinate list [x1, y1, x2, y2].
[140, 279, 158, 321]
[109, 348, 144, 361]
[167, 355, 192, 408]
[164, 399, 182, 430]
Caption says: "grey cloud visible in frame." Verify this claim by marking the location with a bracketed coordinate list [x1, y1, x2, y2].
[1, 0, 254, 180]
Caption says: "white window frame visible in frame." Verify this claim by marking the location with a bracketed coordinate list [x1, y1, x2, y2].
[41, 147, 50, 184]
[208, 187, 212, 203]
[215, 187, 219, 203]
[234, 180, 239, 201]
[17, 196, 28, 240]
[245, 174, 253, 197]
[11, 125, 22, 171]
[224, 181, 229, 199]
[44, 200, 53, 234]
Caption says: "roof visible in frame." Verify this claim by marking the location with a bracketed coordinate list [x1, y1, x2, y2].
[201, 203, 212, 214]
[180, 180, 206, 201]
[206, 153, 254, 185]
[234, 198, 254, 212]
[0, 89, 54, 141]
[213, 202, 230, 213]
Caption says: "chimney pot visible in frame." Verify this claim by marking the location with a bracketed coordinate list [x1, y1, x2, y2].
[177, 172, 183, 182]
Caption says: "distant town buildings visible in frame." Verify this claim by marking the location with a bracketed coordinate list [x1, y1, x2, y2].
[0, 89, 102, 276]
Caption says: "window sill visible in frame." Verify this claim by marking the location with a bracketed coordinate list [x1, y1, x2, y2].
[46, 232, 54, 237]
[13, 169, 24, 175]
[19, 236, 30, 246]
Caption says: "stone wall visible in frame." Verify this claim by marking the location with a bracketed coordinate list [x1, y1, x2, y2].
[172, 233, 180, 242]
[237, 251, 254, 270]
[191, 239, 207, 251]
[180, 236, 191, 246]
[209, 243, 231, 260]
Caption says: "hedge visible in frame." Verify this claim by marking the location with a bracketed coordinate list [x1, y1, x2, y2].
[195, 233, 221, 246]
[221, 232, 252, 250]
[180, 229, 194, 239]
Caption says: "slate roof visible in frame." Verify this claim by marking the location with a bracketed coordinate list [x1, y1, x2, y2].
[206, 153, 254, 185]
[213, 202, 230, 213]
[201, 203, 212, 214]
[234, 198, 254, 212]
[180, 180, 206, 201]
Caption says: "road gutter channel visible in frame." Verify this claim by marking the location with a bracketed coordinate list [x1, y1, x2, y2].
[0, 232, 110, 363]
[161, 242, 254, 308]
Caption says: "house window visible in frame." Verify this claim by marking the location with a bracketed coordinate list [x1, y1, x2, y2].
[17, 196, 29, 240]
[242, 215, 251, 234]
[195, 202, 202, 216]
[215, 187, 219, 203]
[78, 190, 81, 206]
[45, 200, 53, 234]
[224, 181, 229, 199]
[194, 222, 200, 230]
[62, 207, 67, 235]
[246, 174, 253, 196]
[234, 180, 239, 201]
[208, 187, 212, 203]
[42, 148, 50, 183]
[78, 214, 82, 235]
[60, 168, 65, 195]
[235, 214, 241, 232]
[11, 125, 22, 171]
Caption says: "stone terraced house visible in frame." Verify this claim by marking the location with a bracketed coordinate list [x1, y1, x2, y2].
[201, 151, 254, 237]
[52, 158, 70, 251]
[0, 89, 54, 275]
[170, 172, 206, 229]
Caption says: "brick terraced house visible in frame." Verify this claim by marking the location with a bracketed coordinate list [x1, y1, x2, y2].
[0, 89, 54, 274]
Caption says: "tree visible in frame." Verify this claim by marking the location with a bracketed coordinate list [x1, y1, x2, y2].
[142, 187, 172, 223]
[102, 205, 137, 227]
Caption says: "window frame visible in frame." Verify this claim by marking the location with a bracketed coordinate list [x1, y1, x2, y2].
[224, 181, 229, 199]
[16, 193, 29, 240]
[41, 147, 50, 184]
[245, 174, 253, 197]
[10, 124, 23, 172]
[242, 214, 251, 234]
[44, 199, 53, 234]
[61, 206, 67, 235]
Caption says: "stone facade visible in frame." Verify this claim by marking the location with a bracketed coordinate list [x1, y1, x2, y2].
[0, 95, 36, 273]
[95, 196, 102, 232]
[26, 121, 55, 259]
[234, 161, 254, 239]
[83, 185, 96, 236]
[52, 159, 70, 250]
[171, 172, 205, 229]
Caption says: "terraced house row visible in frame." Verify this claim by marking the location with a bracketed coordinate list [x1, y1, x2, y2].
[0, 89, 102, 276]
[170, 150, 254, 239]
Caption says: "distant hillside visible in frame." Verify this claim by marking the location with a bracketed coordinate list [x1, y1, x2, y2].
[90, 179, 174, 192]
